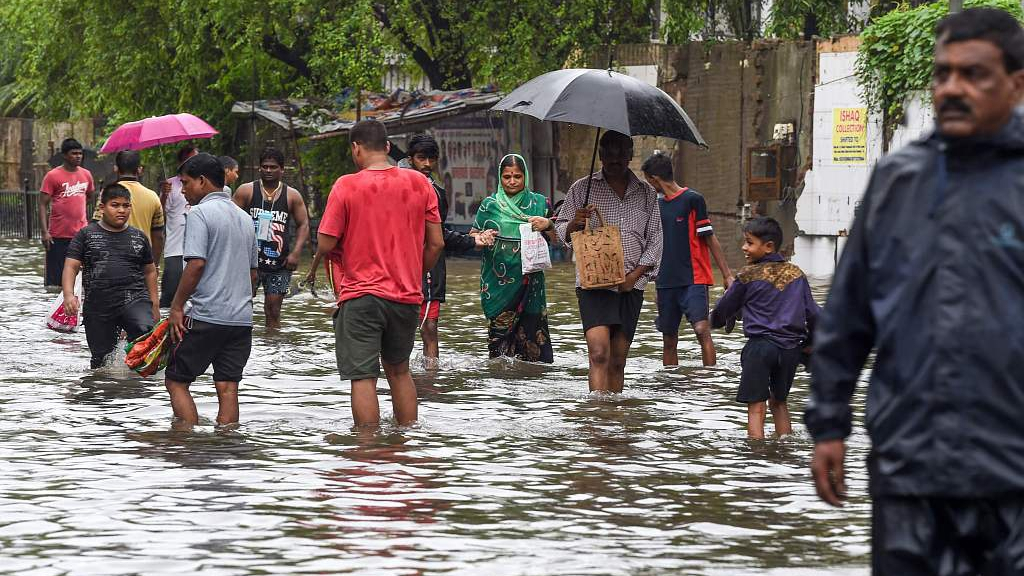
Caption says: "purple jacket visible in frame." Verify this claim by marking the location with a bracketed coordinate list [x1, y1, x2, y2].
[710, 253, 819, 349]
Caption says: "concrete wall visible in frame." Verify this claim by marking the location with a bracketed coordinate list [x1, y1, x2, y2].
[793, 36, 932, 279]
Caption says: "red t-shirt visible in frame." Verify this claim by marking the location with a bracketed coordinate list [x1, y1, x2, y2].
[41, 166, 94, 239]
[319, 167, 441, 305]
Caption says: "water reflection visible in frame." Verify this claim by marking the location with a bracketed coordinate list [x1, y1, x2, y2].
[0, 239, 870, 575]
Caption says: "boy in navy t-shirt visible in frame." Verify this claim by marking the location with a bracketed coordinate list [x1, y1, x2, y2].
[641, 153, 734, 367]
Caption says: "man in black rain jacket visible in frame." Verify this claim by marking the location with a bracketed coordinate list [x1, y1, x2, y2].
[805, 9, 1024, 575]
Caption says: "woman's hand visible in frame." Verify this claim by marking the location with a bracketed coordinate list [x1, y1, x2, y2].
[528, 216, 552, 232]
[474, 229, 497, 248]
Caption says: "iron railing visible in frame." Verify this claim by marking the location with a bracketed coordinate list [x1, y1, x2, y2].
[0, 182, 97, 240]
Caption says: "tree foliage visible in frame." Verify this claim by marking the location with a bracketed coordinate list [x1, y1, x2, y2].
[855, 0, 1023, 129]
[0, 0, 655, 125]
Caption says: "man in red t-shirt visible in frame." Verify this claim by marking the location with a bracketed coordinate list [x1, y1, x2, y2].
[315, 120, 444, 427]
[40, 138, 95, 288]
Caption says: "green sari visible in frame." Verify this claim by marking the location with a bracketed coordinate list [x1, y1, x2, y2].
[472, 154, 553, 363]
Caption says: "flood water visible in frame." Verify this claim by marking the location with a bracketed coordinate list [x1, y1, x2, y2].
[0, 238, 871, 575]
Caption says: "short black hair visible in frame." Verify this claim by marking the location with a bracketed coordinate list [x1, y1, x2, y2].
[100, 183, 131, 204]
[408, 133, 440, 158]
[350, 119, 388, 151]
[61, 138, 83, 155]
[641, 152, 673, 181]
[599, 130, 633, 151]
[176, 144, 199, 164]
[936, 8, 1024, 73]
[114, 150, 142, 174]
[178, 153, 225, 188]
[259, 147, 285, 167]
[743, 216, 783, 248]
[218, 155, 238, 170]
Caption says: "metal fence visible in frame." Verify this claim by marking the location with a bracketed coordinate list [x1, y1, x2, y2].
[0, 189, 41, 240]
[0, 188, 98, 240]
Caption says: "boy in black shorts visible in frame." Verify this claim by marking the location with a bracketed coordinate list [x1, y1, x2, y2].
[62, 184, 160, 368]
[709, 217, 819, 439]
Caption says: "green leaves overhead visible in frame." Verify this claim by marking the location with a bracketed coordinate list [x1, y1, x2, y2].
[855, 0, 1024, 129]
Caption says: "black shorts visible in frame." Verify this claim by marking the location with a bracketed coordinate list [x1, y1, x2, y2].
[737, 337, 802, 403]
[576, 288, 645, 344]
[655, 285, 710, 333]
[160, 256, 184, 308]
[334, 295, 419, 381]
[872, 495, 1024, 576]
[84, 298, 155, 369]
[166, 318, 252, 384]
[45, 238, 72, 287]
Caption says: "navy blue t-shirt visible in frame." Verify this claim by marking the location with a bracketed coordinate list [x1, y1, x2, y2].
[657, 188, 714, 288]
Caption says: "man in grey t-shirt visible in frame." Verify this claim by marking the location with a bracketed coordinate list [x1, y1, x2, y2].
[165, 153, 258, 427]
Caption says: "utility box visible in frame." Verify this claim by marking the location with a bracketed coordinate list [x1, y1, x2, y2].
[747, 144, 796, 201]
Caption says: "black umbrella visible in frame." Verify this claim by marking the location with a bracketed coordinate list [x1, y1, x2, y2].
[492, 68, 707, 204]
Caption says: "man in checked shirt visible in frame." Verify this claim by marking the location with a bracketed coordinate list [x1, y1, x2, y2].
[556, 131, 663, 392]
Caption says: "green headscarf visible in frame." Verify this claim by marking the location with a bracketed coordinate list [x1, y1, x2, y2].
[473, 154, 546, 240]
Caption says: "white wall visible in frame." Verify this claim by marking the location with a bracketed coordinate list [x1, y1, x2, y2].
[793, 48, 932, 280]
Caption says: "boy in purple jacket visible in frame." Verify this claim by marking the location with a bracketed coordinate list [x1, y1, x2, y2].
[710, 217, 820, 439]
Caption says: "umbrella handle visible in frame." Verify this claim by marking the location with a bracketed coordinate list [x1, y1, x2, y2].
[583, 128, 601, 207]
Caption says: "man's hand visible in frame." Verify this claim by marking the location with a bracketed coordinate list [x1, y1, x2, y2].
[169, 306, 188, 343]
[724, 274, 735, 290]
[159, 180, 171, 199]
[618, 271, 639, 293]
[569, 205, 596, 233]
[42, 231, 52, 250]
[284, 252, 300, 271]
[151, 302, 161, 324]
[304, 266, 317, 287]
[811, 439, 847, 507]
[62, 294, 79, 317]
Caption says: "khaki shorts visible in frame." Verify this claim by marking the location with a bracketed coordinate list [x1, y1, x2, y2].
[334, 295, 419, 381]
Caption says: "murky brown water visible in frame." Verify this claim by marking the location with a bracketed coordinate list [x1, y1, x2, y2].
[0, 239, 870, 575]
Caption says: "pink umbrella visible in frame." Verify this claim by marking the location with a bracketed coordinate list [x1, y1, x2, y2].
[99, 113, 218, 153]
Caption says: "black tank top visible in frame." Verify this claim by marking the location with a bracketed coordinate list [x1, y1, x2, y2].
[248, 180, 291, 271]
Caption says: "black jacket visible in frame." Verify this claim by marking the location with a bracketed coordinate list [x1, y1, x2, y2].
[805, 111, 1024, 497]
[424, 180, 476, 302]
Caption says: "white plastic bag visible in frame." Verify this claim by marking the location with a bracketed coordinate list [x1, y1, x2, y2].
[45, 273, 82, 333]
[519, 223, 552, 275]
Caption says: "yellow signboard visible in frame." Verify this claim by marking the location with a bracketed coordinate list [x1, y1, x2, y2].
[832, 107, 868, 164]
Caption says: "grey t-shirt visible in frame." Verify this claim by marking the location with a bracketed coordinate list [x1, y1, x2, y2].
[183, 190, 258, 326]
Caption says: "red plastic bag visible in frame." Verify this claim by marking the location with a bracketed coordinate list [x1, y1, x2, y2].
[45, 274, 82, 333]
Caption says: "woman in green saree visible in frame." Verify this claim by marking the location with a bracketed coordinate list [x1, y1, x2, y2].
[471, 154, 556, 363]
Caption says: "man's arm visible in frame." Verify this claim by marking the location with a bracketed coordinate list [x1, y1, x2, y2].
[554, 183, 585, 243]
[144, 262, 160, 322]
[806, 175, 878, 507]
[232, 183, 252, 210]
[169, 259, 205, 342]
[38, 193, 52, 249]
[61, 257, 83, 316]
[618, 265, 651, 293]
[423, 222, 444, 273]
[285, 189, 310, 270]
[629, 197, 663, 288]
[151, 229, 165, 264]
[443, 224, 479, 254]
[706, 234, 735, 288]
